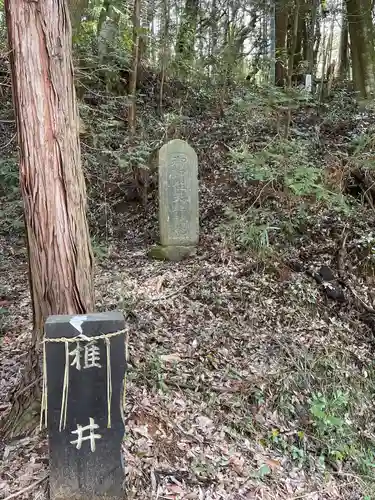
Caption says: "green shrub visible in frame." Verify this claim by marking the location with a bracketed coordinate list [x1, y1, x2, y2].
[229, 138, 349, 212]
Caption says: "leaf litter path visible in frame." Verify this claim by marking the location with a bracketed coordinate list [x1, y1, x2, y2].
[0, 225, 373, 499]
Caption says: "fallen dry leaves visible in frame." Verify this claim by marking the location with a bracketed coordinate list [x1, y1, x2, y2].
[2, 107, 375, 499]
[2, 215, 374, 499]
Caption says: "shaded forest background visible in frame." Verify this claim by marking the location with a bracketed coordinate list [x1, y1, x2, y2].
[0, 0, 374, 236]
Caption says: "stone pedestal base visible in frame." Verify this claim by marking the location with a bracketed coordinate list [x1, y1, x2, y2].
[148, 245, 196, 261]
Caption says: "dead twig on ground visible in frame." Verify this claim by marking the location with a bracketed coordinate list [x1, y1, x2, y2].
[347, 282, 375, 314]
[150, 273, 201, 302]
[3, 475, 48, 500]
[337, 228, 348, 279]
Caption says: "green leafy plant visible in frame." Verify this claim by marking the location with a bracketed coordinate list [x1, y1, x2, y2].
[219, 207, 278, 255]
[0, 157, 19, 195]
[229, 138, 349, 213]
[307, 390, 373, 467]
[91, 238, 108, 261]
[141, 354, 168, 392]
[309, 391, 348, 433]
[349, 129, 375, 171]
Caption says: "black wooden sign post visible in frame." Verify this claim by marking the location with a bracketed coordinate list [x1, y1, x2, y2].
[43, 312, 126, 500]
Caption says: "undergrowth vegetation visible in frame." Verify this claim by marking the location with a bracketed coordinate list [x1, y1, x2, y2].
[2, 70, 375, 497]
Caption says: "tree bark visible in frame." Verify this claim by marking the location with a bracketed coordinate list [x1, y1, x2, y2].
[306, 0, 318, 76]
[2, 0, 94, 439]
[159, 0, 170, 112]
[338, 2, 349, 80]
[294, 0, 307, 70]
[270, 0, 276, 84]
[285, 0, 300, 137]
[129, 0, 141, 136]
[275, 0, 289, 86]
[175, 0, 199, 64]
[346, 0, 375, 97]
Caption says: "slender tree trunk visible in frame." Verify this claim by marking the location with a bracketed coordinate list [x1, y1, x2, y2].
[338, 2, 349, 80]
[219, 10, 230, 115]
[285, 0, 299, 137]
[148, 0, 157, 64]
[346, 0, 375, 97]
[294, 0, 306, 72]
[275, 0, 289, 86]
[159, 0, 170, 113]
[210, 0, 219, 77]
[2, 0, 94, 439]
[325, 18, 335, 96]
[262, 0, 268, 63]
[97, 0, 122, 91]
[175, 0, 199, 65]
[129, 0, 141, 136]
[270, 0, 276, 84]
[319, 22, 330, 103]
[306, 0, 318, 85]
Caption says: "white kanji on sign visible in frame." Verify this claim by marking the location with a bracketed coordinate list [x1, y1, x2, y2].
[69, 339, 101, 370]
[69, 341, 82, 370]
[70, 417, 102, 452]
[84, 340, 101, 369]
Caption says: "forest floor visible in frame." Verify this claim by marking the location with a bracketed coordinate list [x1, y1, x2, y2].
[1, 84, 375, 499]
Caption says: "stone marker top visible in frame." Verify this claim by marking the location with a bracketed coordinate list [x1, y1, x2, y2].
[46, 311, 124, 325]
[158, 140, 198, 177]
[45, 312, 125, 339]
[159, 138, 197, 155]
[158, 139, 199, 248]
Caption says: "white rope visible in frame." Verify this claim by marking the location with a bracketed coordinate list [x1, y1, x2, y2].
[40, 329, 125, 431]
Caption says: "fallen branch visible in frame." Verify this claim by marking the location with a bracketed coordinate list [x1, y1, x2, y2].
[0, 133, 16, 150]
[150, 274, 200, 302]
[347, 282, 375, 314]
[337, 228, 348, 279]
[3, 475, 48, 500]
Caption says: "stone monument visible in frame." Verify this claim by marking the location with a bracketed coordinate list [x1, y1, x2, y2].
[42, 312, 126, 500]
[149, 139, 199, 261]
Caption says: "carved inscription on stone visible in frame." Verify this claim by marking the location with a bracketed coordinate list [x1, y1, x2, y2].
[158, 140, 198, 247]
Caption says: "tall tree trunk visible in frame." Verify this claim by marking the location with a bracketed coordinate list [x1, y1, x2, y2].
[262, 0, 268, 62]
[294, 0, 306, 71]
[313, 15, 321, 69]
[129, 0, 141, 136]
[148, 0, 157, 64]
[210, 0, 219, 75]
[97, 0, 122, 90]
[346, 0, 375, 97]
[275, 0, 289, 86]
[338, 1, 349, 80]
[285, 0, 299, 137]
[159, 0, 170, 113]
[219, 10, 231, 115]
[319, 21, 330, 103]
[2, 0, 94, 439]
[306, 0, 318, 79]
[325, 17, 335, 97]
[175, 0, 199, 65]
[138, 0, 154, 71]
[270, 0, 276, 84]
